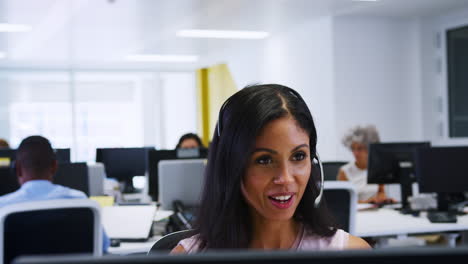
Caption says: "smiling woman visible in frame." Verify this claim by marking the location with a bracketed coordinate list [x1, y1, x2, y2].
[171, 84, 370, 253]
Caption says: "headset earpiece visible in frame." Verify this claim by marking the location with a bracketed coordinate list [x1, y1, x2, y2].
[313, 152, 324, 208]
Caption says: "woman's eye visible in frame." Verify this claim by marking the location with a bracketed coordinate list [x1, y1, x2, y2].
[292, 152, 307, 161]
[255, 156, 273, 165]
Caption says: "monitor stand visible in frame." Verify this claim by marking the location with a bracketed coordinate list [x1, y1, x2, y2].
[426, 192, 463, 223]
[398, 168, 418, 215]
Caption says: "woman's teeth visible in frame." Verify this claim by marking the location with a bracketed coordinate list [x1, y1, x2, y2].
[270, 195, 292, 202]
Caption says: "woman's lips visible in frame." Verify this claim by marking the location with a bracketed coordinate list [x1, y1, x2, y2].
[268, 193, 295, 209]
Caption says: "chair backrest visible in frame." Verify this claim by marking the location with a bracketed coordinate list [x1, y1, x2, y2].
[323, 181, 357, 235]
[322, 161, 347, 181]
[87, 163, 105, 196]
[0, 199, 102, 264]
[148, 229, 196, 253]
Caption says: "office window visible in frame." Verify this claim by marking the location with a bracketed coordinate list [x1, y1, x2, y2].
[447, 25, 468, 137]
[1, 72, 73, 149]
[73, 73, 148, 161]
[1, 70, 197, 161]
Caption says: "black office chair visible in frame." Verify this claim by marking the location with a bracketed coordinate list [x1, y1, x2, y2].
[323, 181, 357, 234]
[148, 229, 196, 254]
[0, 199, 102, 264]
[322, 161, 347, 181]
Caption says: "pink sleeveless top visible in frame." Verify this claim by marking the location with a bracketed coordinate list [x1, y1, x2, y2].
[177, 227, 349, 253]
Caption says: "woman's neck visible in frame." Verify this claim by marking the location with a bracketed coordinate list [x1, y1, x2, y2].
[249, 217, 300, 250]
[355, 160, 367, 170]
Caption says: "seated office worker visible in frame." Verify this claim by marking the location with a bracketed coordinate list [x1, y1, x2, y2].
[176, 133, 204, 149]
[337, 125, 392, 204]
[0, 138, 9, 148]
[0, 135, 110, 253]
[172, 84, 370, 253]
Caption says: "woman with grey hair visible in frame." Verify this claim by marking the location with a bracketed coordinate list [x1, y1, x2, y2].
[337, 125, 393, 203]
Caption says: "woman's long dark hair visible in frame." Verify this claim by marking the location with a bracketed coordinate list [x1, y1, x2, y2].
[195, 84, 337, 249]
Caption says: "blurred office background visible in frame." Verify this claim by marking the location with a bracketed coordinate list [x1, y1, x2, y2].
[1, 0, 468, 161]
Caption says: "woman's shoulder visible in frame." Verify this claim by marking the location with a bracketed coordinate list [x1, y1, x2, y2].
[340, 162, 354, 171]
[173, 234, 201, 253]
[346, 234, 371, 249]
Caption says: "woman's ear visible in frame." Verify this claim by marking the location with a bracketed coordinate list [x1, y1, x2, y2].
[240, 180, 247, 197]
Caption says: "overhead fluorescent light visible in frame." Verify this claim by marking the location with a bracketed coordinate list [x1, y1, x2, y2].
[0, 52, 5, 59]
[125, 54, 199, 62]
[177, 29, 269, 39]
[352, 0, 380, 2]
[0, 23, 32, 32]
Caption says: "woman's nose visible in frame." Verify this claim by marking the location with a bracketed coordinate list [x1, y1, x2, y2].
[273, 164, 294, 184]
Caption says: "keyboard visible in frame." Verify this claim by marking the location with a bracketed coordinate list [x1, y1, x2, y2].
[427, 211, 457, 223]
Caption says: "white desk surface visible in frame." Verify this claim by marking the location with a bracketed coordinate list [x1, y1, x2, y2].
[108, 208, 468, 254]
[355, 208, 468, 237]
[107, 236, 161, 255]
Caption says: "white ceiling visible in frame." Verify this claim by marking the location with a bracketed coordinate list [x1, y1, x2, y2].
[0, 0, 467, 67]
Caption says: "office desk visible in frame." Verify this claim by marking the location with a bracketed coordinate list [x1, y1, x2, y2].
[355, 208, 468, 242]
[107, 237, 161, 255]
[109, 208, 468, 254]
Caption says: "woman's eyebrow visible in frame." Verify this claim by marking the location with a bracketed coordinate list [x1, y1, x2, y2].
[252, 144, 309, 154]
[291, 144, 309, 153]
[252, 148, 277, 154]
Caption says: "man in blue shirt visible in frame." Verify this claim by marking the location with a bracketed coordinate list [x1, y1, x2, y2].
[0, 135, 110, 253]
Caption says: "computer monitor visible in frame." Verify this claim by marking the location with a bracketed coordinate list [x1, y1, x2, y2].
[158, 159, 206, 210]
[415, 146, 468, 211]
[367, 142, 430, 212]
[0, 167, 20, 196]
[95, 147, 153, 193]
[54, 148, 71, 163]
[13, 247, 468, 264]
[53, 162, 90, 196]
[147, 148, 208, 201]
[0, 149, 16, 168]
[0, 148, 70, 166]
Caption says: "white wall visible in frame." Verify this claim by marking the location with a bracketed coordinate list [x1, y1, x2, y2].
[260, 17, 337, 161]
[420, 7, 468, 146]
[203, 15, 426, 161]
[202, 17, 338, 160]
[158, 72, 198, 149]
[333, 16, 424, 160]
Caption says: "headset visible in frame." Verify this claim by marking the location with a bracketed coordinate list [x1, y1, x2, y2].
[216, 87, 324, 208]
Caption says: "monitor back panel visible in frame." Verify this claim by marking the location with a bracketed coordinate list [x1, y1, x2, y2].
[53, 163, 89, 196]
[158, 159, 206, 210]
[0, 167, 20, 196]
[415, 146, 468, 193]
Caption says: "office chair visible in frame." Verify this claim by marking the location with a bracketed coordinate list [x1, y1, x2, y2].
[323, 181, 357, 234]
[148, 229, 196, 253]
[322, 161, 347, 181]
[0, 199, 102, 264]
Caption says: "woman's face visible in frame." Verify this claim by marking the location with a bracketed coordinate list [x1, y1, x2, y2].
[180, 138, 200, 149]
[242, 116, 311, 222]
[350, 142, 368, 165]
